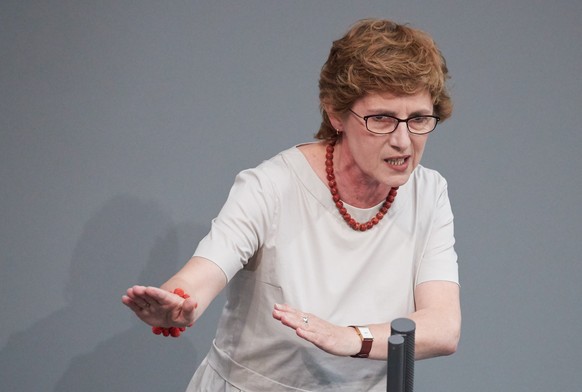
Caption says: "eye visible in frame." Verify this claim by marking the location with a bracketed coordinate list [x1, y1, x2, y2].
[409, 116, 431, 125]
[369, 115, 395, 123]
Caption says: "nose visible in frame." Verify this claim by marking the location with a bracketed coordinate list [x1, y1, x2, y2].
[388, 122, 411, 152]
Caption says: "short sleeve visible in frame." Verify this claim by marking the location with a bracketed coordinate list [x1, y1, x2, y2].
[193, 166, 279, 281]
[415, 179, 459, 285]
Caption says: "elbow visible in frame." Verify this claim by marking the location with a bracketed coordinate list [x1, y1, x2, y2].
[430, 335, 459, 358]
[439, 321, 461, 356]
[440, 336, 459, 356]
[415, 322, 461, 360]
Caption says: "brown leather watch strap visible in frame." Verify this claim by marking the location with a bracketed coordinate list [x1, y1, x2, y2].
[349, 325, 373, 358]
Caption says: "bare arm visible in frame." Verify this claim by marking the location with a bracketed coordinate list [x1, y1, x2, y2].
[122, 256, 227, 328]
[273, 280, 461, 360]
[368, 280, 461, 359]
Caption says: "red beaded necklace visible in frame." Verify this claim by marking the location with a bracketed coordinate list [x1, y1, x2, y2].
[325, 141, 398, 232]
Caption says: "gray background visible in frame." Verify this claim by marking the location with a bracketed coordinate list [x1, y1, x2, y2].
[1, 1, 581, 391]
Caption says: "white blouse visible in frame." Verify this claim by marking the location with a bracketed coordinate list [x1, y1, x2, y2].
[191, 145, 458, 391]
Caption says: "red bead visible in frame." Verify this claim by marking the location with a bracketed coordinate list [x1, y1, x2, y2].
[173, 288, 185, 296]
[325, 142, 397, 232]
[152, 288, 193, 338]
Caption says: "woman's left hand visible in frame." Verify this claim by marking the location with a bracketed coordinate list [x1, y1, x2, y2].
[272, 303, 360, 357]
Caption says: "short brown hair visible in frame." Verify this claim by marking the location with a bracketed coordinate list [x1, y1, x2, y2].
[316, 19, 452, 140]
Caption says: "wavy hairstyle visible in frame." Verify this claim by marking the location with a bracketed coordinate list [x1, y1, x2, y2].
[316, 19, 452, 140]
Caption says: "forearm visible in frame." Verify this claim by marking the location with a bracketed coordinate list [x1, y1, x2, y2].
[363, 311, 459, 360]
[160, 256, 227, 319]
[360, 282, 461, 360]
[410, 307, 461, 359]
[273, 281, 460, 361]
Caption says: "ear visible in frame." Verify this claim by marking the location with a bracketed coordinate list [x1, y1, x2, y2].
[323, 103, 344, 132]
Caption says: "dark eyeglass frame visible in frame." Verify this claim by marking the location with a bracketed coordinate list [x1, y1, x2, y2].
[348, 109, 440, 135]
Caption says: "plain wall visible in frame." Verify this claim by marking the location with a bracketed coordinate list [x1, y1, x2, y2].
[1, 1, 581, 391]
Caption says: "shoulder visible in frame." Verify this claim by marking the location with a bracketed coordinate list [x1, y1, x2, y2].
[399, 165, 451, 213]
[409, 165, 449, 192]
[296, 141, 329, 184]
[252, 146, 299, 177]
[233, 146, 305, 192]
[244, 143, 324, 177]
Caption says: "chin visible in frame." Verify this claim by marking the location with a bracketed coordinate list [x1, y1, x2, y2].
[386, 172, 413, 188]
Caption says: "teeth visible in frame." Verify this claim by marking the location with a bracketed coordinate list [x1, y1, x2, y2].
[386, 158, 405, 165]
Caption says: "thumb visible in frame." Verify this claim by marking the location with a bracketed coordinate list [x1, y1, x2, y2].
[181, 297, 198, 324]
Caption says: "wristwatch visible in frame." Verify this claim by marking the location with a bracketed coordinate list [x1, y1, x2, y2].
[349, 325, 373, 358]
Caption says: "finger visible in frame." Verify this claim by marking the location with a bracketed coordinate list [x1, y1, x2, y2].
[274, 303, 302, 314]
[122, 295, 145, 313]
[145, 286, 179, 306]
[180, 298, 198, 323]
[125, 287, 152, 309]
[296, 326, 315, 340]
[126, 286, 152, 305]
[274, 303, 303, 319]
[131, 286, 170, 309]
[298, 314, 312, 330]
[280, 313, 308, 331]
[274, 303, 290, 311]
[272, 304, 286, 321]
[125, 286, 142, 300]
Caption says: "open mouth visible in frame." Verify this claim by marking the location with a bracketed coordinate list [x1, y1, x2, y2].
[384, 157, 407, 166]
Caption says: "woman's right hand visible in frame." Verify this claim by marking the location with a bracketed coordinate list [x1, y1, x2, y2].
[122, 285, 197, 328]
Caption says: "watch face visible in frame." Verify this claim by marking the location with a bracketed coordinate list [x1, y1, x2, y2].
[359, 326, 373, 339]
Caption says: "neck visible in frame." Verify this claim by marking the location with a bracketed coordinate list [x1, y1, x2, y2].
[332, 142, 390, 208]
[324, 140, 398, 232]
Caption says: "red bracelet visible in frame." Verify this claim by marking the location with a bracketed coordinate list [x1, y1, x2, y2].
[151, 288, 193, 338]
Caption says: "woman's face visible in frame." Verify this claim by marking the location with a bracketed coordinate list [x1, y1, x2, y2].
[331, 90, 433, 188]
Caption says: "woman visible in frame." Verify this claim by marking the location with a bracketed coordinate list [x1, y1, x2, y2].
[123, 18, 461, 391]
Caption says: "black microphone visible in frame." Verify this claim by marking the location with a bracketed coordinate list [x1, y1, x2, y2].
[387, 334, 405, 392]
[389, 318, 416, 392]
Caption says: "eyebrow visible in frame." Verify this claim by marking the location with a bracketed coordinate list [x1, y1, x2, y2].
[368, 109, 434, 117]
[364, 103, 434, 114]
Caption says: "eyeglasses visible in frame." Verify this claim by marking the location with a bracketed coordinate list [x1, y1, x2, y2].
[348, 109, 440, 135]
